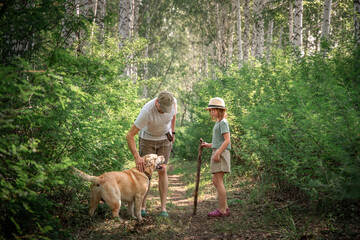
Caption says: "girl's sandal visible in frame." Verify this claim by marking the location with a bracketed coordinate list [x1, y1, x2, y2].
[207, 209, 230, 217]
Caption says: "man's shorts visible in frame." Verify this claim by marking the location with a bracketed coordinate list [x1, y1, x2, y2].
[139, 137, 172, 164]
[211, 149, 231, 174]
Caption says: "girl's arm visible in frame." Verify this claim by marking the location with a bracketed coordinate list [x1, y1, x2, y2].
[201, 142, 212, 148]
[212, 132, 230, 162]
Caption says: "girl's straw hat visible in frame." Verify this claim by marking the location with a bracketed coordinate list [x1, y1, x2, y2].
[205, 97, 227, 110]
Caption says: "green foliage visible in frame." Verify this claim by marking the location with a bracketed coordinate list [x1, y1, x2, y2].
[181, 46, 360, 206]
[0, 11, 144, 240]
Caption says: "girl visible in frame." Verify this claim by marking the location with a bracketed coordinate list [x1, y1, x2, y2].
[202, 97, 231, 217]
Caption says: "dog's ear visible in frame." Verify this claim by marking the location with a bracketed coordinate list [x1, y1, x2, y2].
[144, 154, 155, 167]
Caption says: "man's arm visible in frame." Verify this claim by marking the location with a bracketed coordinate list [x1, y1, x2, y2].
[126, 124, 145, 172]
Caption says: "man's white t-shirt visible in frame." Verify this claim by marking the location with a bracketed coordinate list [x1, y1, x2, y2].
[134, 98, 177, 141]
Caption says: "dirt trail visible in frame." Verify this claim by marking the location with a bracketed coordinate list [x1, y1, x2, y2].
[77, 165, 247, 240]
[76, 163, 359, 239]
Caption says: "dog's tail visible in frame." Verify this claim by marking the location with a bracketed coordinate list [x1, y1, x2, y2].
[72, 167, 100, 184]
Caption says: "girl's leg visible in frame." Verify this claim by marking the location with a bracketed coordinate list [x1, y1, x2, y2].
[212, 172, 228, 214]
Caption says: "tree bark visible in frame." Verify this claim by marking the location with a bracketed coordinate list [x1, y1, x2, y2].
[293, 0, 303, 53]
[236, 0, 243, 68]
[321, 0, 332, 39]
[266, 1, 274, 60]
[252, 0, 265, 58]
[243, 0, 250, 61]
[321, 0, 332, 55]
[288, 0, 294, 42]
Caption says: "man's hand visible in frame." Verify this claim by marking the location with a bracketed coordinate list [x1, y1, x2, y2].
[135, 156, 145, 172]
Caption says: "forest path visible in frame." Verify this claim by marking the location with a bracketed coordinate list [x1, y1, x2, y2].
[77, 161, 277, 240]
[76, 159, 355, 240]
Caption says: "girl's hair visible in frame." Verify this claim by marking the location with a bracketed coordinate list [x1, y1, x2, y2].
[209, 108, 227, 121]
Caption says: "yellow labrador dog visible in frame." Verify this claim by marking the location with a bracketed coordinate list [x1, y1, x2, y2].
[73, 154, 165, 221]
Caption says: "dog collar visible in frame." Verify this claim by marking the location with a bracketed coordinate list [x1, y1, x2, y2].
[144, 171, 152, 180]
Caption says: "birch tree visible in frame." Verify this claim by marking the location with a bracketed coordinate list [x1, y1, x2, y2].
[266, 1, 274, 59]
[119, 0, 139, 81]
[252, 0, 265, 58]
[321, 0, 332, 39]
[288, 0, 294, 42]
[236, 0, 243, 68]
[243, 0, 251, 61]
[321, 0, 332, 55]
[293, 0, 303, 53]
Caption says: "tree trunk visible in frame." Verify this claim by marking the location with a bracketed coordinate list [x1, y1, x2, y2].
[236, 0, 243, 68]
[90, 0, 99, 46]
[119, 0, 130, 49]
[119, 0, 138, 81]
[293, 0, 303, 53]
[288, 0, 294, 42]
[321, 0, 332, 38]
[355, 0, 360, 46]
[98, 0, 107, 41]
[243, 0, 250, 61]
[321, 0, 332, 55]
[266, 3, 274, 60]
[215, 2, 227, 67]
[253, 0, 265, 58]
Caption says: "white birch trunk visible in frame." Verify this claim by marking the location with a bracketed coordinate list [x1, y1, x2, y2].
[355, 0, 360, 45]
[90, 0, 99, 45]
[293, 0, 303, 53]
[288, 0, 294, 42]
[251, 0, 257, 58]
[228, 1, 236, 67]
[94, 0, 106, 42]
[252, 0, 265, 58]
[266, 2, 274, 60]
[119, 0, 130, 49]
[243, 0, 250, 61]
[236, 0, 243, 68]
[119, 0, 138, 81]
[278, 26, 283, 48]
[321, 0, 332, 39]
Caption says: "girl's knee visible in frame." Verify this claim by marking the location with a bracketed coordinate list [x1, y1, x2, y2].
[212, 175, 218, 186]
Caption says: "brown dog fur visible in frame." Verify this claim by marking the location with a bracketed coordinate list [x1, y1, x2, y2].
[73, 154, 165, 221]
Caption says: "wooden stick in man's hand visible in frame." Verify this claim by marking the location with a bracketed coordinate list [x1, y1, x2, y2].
[193, 138, 204, 215]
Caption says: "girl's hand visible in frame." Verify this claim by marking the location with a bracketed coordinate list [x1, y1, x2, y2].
[201, 142, 212, 148]
[212, 152, 221, 163]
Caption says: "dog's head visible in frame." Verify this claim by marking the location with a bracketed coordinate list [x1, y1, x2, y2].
[143, 154, 166, 174]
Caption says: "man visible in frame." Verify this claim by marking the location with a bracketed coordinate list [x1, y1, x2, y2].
[126, 90, 176, 217]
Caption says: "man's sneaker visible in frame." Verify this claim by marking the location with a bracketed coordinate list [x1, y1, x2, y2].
[159, 211, 169, 217]
[141, 209, 147, 217]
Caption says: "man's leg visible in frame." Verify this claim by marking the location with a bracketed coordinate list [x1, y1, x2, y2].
[158, 165, 168, 212]
[156, 139, 171, 215]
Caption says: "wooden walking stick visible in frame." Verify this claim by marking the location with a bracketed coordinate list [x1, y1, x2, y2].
[193, 138, 204, 215]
